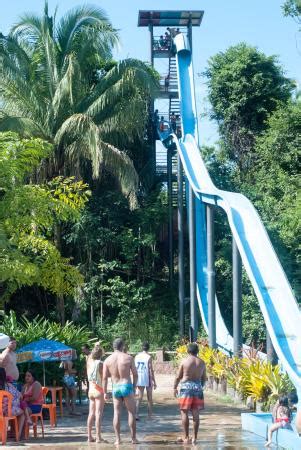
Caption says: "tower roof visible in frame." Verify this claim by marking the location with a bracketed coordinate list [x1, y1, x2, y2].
[138, 10, 204, 27]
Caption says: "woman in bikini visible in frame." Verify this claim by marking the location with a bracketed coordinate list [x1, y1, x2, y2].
[265, 395, 292, 447]
[86, 344, 107, 443]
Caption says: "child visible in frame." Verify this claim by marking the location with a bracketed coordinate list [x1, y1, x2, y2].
[265, 396, 292, 447]
[159, 116, 165, 132]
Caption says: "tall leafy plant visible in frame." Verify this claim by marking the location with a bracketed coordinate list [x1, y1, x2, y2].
[0, 132, 89, 302]
[0, 2, 158, 206]
[0, 311, 93, 351]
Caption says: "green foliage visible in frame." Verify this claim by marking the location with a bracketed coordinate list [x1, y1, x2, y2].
[0, 133, 89, 299]
[65, 187, 177, 348]
[0, 310, 94, 384]
[0, 132, 51, 188]
[243, 101, 301, 297]
[0, 3, 159, 206]
[204, 43, 293, 170]
[203, 45, 299, 342]
[242, 295, 266, 346]
[0, 311, 93, 350]
[282, 0, 301, 24]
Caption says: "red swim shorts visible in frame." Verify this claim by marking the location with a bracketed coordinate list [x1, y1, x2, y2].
[178, 380, 204, 411]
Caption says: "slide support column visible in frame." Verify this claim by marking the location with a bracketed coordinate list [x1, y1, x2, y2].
[266, 330, 278, 365]
[149, 23, 154, 65]
[167, 147, 173, 288]
[207, 205, 216, 348]
[189, 185, 197, 341]
[233, 238, 242, 356]
[177, 153, 185, 337]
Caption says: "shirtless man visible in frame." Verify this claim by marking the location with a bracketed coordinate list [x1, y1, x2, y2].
[0, 336, 19, 381]
[174, 342, 206, 445]
[103, 338, 138, 446]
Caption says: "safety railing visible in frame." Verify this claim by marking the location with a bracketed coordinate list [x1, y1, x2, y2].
[153, 30, 187, 55]
[157, 120, 182, 141]
[157, 113, 182, 140]
[153, 36, 171, 52]
[159, 76, 178, 93]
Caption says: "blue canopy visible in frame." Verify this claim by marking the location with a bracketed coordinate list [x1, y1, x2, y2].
[17, 338, 74, 364]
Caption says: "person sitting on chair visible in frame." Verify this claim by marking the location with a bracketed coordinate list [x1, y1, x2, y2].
[21, 370, 43, 425]
[0, 368, 25, 439]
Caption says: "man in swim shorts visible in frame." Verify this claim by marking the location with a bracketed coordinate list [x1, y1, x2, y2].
[174, 342, 206, 445]
[103, 338, 138, 445]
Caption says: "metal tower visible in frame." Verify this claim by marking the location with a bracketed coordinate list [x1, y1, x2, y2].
[138, 11, 203, 335]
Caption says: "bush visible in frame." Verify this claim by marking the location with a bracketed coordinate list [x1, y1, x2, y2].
[0, 311, 94, 385]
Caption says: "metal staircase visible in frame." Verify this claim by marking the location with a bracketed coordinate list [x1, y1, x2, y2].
[168, 56, 180, 120]
[155, 54, 181, 181]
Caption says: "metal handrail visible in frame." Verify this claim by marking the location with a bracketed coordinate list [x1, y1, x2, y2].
[153, 38, 171, 51]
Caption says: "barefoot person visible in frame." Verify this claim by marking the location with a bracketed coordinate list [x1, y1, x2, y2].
[174, 342, 206, 445]
[87, 344, 106, 444]
[62, 359, 80, 415]
[0, 337, 19, 382]
[265, 396, 292, 447]
[103, 338, 138, 445]
[21, 370, 43, 426]
[81, 344, 91, 393]
[0, 368, 25, 439]
[135, 341, 157, 420]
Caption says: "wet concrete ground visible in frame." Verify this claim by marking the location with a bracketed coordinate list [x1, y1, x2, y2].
[4, 375, 269, 449]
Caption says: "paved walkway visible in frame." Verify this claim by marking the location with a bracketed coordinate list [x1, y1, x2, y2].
[4, 375, 267, 449]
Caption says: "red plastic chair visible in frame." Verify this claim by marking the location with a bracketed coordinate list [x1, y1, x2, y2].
[0, 391, 19, 445]
[42, 387, 56, 427]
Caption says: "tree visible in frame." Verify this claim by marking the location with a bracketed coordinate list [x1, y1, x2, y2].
[65, 187, 177, 348]
[243, 101, 301, 298]
[204, 101, 300, 344]
[204, 43, 293, 172]
[283, 0, 301, 26]
[0, 2, 158, 207]
[0, 132, 90, 314]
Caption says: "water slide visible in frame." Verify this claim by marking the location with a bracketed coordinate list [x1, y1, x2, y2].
[164, 33, 301, 395]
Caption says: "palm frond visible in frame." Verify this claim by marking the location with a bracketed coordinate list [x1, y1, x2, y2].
[0, 4, 150, 207]
[56, 4, 118, 64]
[54, 113, 101, 178]
[11, 6, 59, 98]
[39, 29, 59, 98]
[0, 71, 48, 132]
[84, 59, 158, 119]
[54, 115, 138, 207]
[0, 113, 45, 138]
[99, 139, 138, 209]
[11, 13, 43, 45]
[97, 93, 149, 148]
[70, 23, 118, 72]
[0, 34, 31, 78]
[52, 54, 77, 121]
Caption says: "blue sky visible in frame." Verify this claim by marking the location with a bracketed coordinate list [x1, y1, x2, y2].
[1, 0, 300, 145]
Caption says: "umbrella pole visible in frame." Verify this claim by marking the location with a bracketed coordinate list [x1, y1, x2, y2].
[43, 361, 46, 386]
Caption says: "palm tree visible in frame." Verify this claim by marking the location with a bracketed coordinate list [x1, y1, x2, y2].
[0, 2, 158, 322]
[0, 2, 158, 207]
